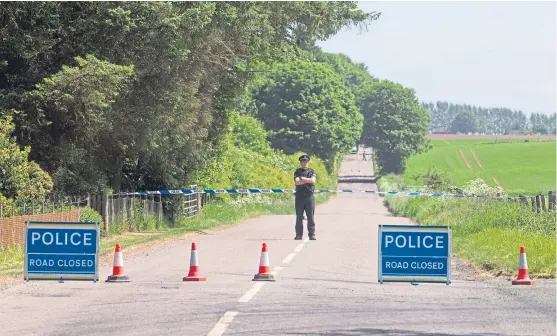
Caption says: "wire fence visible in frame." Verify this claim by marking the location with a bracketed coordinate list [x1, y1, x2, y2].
[0, 185, 215, 250]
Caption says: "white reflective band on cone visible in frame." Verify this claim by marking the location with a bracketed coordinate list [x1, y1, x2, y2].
[190, 251, 199, 266]
[519, 253, 528, 269]
[260, 252, 269, 266]
[114, 252, 123, 267]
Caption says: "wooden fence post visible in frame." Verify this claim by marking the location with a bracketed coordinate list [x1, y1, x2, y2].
[129, 196, 134, 223]
[112, 195, 116, 226]
[531, 196, 536, 212]
[158, 194, 163, 222]
[102, 189, 109, 235]
[549, 191, 555, 211]
[540, 193, 546, 211]
[535, 195, 541, 213]
[122, 195, 127, 223]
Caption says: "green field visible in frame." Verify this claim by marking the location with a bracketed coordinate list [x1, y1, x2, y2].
[379, 138, 556, 278]
[403, 139, 556, 195]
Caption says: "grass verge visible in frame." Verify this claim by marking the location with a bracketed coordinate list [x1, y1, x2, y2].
[377, 174, 556, 278]
[0, 193, 333, 281]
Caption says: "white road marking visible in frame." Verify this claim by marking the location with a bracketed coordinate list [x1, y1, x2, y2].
[238, 282, 265, 303]
[238, 241, 309, 304]
[207, 311, 238, 336]
[282, 252, 297, 264]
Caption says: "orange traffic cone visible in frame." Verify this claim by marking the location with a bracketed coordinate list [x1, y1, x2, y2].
[253, 242, 275, 281]
[183, 242, 207, 281]
[106, 243, 131, 282]
[512, 246, 535, 285]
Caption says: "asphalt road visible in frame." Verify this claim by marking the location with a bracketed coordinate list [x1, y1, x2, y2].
[0, 151, 555, 336]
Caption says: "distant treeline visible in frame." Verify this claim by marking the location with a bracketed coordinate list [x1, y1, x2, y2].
[422, 101, 556, 135]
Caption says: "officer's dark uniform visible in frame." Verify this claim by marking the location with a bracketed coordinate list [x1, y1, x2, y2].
[293, 155, 317, 240]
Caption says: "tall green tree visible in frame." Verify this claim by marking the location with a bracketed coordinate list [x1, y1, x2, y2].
[313, 51, 378, 103]
[361, 80, 431, 174]
[253, 60, 363, 168]
[16, 55, 135, 194]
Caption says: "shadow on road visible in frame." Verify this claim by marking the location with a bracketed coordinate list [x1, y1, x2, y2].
[338, 176, 377, 184]
[284, 328, 504, 336]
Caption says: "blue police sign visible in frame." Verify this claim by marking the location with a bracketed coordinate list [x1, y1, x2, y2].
[24, 221, 100, 282]
[378, 224, 451, 284]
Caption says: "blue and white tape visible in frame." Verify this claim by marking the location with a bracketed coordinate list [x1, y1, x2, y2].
[117, 188, 517, 199]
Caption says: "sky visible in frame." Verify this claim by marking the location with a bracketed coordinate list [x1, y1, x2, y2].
[317, 1, 556, 115]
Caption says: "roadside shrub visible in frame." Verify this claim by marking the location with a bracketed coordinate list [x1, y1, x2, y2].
[461, 178, 507, 198]
[420, 166, 455, 192]
[80, 206, 103, 224]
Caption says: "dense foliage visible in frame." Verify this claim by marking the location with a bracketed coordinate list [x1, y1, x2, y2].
[359, 80, 431, 174]
[0, 116, 53, 201]
[450, 111, 478, 134]
[252, 60, 363, 167]
[423, 101, 556, 135]
[0, 1, 379, 198]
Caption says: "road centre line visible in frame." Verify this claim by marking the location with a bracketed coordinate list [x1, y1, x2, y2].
[210, 240, 310, 335]
[238, 282, 265, 303]
[281, 252, 296, 264]
[237, 266, 284, 303]
[238, 240, 309, 304]
[284, 239, 309, 263]
[206, 311, 238, 336]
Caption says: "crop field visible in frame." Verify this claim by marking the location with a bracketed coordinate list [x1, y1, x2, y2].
[382, 137, 556, 277]
[403, 138, 556, 195]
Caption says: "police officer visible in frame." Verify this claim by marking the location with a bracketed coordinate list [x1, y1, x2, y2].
[293, 154, 317, 240]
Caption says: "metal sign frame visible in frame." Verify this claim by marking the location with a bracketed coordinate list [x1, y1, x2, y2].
[24, 221, 100, 283]
[378, 224, 452, 285]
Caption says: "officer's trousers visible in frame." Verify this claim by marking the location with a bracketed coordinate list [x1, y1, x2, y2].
[295, 194, 316, 237]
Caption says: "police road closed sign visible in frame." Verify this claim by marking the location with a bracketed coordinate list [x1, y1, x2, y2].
[378, 224, 451, 284]
[24, 221, 100, 282]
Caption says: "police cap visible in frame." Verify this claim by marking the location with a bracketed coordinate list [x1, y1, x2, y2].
[299, 154, 310, 161]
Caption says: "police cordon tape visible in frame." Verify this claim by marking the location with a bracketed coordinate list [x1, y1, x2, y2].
[116, 188, 521, 199]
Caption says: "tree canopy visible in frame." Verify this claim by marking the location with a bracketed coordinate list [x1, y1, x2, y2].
[450, 111, 478, 134]
[360, 80, 431, 174]
[252, 60, 363, 166]
[0, 1, 379, 196]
